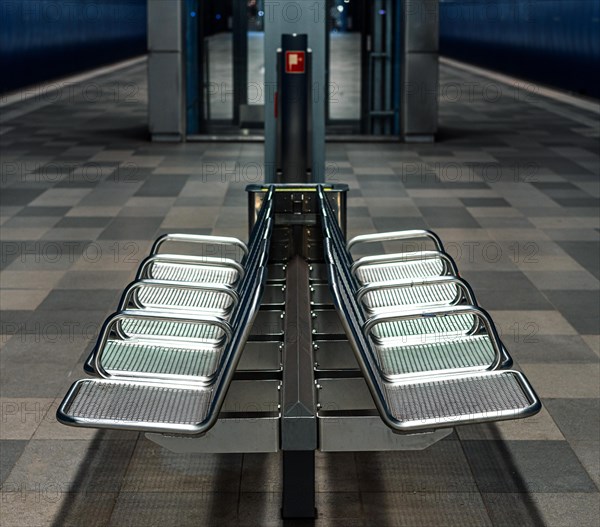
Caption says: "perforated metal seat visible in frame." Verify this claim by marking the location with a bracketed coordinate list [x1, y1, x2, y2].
[117, 317, 227, 344]
[360, 281, 461, 313]
[134, 285, 235, 317]
[149, 261, 239, 285]
[60, 379, 214, 433]
[374, 334, 495, 379]
[382, 371, 537, 430]
[101, 339, 223, 383]
[355, 259, 446, 285]
[369, 313, 477, 345]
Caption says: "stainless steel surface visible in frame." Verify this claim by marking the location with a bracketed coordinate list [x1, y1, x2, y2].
[318, 416, 453, 452]
[318, 186, 541, 434]
[58, 378, 213, 434]
[151, 234, 248, 258]
[138, 254, 243, 285]
[146, 414, 280, 453]
[264, 0, 326, 182]
[347, 229, 444, 254]
[120, 279, 238, 317]
[383, 370, 539, 431]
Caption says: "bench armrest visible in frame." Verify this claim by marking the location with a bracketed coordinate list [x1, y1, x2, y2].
[351, 250, 459, 277]
[118, 279, 240, 313]
[136, 254, 245, 281]
[151, 234, 248, 258]
[93, 310, 234, 377]
[356, 275, 477, 306]
[363, 305, 503, 370]
[347, 230, 444, 254]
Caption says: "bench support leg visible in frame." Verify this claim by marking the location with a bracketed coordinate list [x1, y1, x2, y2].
[282, 450, 316, 518]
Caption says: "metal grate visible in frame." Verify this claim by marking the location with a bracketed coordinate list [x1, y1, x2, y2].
[356, 259, 445, 285]
[66, 380, 212, 425]
[363, 282, 459, 311]
[376, 335, 495, 377]
[118, 319, 225, 342]
[372, 314, 477, 341]
[384, 372, 531, 425]
[150, 262, 238, 285]
[102, 340, 221, 379]
[136, 287, 233, 313]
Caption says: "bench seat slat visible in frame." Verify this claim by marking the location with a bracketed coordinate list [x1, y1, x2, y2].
[362, 282, 460, 312]
[150, 262, 238, 285]
[376, 334, 495, 378]
[102, 340, 222, 382]
[356, 259, 446, 284]
[136, 286, 234, 314]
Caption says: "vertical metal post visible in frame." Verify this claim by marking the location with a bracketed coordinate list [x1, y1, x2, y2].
[280, 34, 309, 183]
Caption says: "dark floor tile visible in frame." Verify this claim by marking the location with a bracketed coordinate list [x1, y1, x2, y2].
[98, 217, 162, 240]
[544, 399, 600, 442]
[419, 207, 481, 228]
[372, 216, 429, 231]
[0, 440, 27, 485]
[54, 217, 113, 229]
[355, 441, 477, 493]
[552, 198, 599, 208]
[461, 198, 511, 207]
[557, 241, 600, 279]
[542, 290, 600, 334]
[50, 492, 119, 527]
[0, 189, 46, 206]
[135, 175, 189, 197]
[462, 440, 597, 493]
[108, 491, 238, 527]
[16, 206, 71, 217]
[505, 335, 599, 363]
[36, 289, 120, 311]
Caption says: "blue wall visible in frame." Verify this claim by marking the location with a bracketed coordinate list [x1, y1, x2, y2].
[440, 0, 600, 98]
[0, 0, 147, 93]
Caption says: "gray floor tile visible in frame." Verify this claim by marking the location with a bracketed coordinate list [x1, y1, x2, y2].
[462, 440, 598, 493]
[543, 399, 600, 442]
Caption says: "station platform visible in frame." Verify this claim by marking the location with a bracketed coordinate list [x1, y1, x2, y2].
[1, 59, 598, 526]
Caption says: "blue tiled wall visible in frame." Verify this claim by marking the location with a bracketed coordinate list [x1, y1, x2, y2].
[440, 0, 600, 98]
[0, 0, 147, 93]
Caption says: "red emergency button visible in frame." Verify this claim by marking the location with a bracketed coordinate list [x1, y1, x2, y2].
[285, 51, 306, 74]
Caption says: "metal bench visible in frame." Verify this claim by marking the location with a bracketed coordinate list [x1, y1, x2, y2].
[57, 266, 267, 435]
[318, 189, 540, 432]
[57, 191, 276, 434]
[83, 190, 274, 375]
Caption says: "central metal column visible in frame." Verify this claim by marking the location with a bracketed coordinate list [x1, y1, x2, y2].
[281, 256, 317, 518]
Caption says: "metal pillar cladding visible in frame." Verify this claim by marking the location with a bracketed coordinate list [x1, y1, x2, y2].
[402, 0, 439, 141]
[148, 0, 185, 142]
[264, 1, 326, 183]
[278, 34, 310, 182]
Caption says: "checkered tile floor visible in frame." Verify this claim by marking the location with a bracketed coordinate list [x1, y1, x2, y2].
[0, 59, 598, 526]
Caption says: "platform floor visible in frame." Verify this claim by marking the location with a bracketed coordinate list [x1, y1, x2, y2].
[1, 59, 599, 526]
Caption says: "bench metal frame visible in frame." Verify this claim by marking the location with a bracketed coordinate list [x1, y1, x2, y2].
[56, 183, 542, 520]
